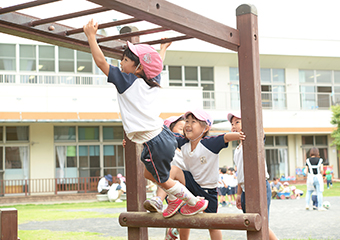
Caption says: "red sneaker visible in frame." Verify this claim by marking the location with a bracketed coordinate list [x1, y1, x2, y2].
[164, 228, 179, 240]
[162, 198, 184, 218]
[180, 198, 208, 216]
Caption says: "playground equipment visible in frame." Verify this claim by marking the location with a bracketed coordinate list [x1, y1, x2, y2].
[0, 1, 268, 239]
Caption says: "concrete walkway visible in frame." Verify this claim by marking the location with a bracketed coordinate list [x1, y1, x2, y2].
[19, 196, 340, 239]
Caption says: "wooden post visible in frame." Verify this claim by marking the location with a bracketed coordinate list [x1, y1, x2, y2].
[0, 208, 18, 240]
[236, 4, 269, 240]
[124, 135, 148, 240]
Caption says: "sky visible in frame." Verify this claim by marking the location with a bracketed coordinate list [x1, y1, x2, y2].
[1, 0, 340, 52]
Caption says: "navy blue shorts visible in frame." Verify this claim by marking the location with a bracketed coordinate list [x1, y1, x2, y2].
[141, 126, 177, 183]
[241, 180, 272, 220]
[227, 186, 237, 195]
[220, 187, 227, 196]
[183, 170, 218, 213]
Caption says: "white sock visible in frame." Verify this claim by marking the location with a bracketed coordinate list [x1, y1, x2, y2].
[164, 181, 198, 206]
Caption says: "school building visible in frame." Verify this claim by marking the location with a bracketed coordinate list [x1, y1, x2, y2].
[0, 32, 339, 191]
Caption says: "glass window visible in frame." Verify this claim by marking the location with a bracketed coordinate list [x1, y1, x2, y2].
[55, 146, 77, 178]
[77, 51, 92, 73]
[299, 70, 314, 83]
[334, 71, 340, 84]
[103, 126, 124, 140]
[54, 127, 76, 141]
[302, 136, 313, 145]
[275, 136, 288, 146]
[20, 45, 36, 71]
[5, 147, 22, 169]
[0, 44, 16, 71]
[59, 47, 74, 72]
[185, 66, 198, 87]
[260, 68, 271, 83]
[201, 83, 214, 91]
[272, 69, 285, 83]
[169, 66, 182, 86]
[6, 127, 29, 141]
[315, 136, 327, 145]
[264, 136, 274, 146]
[78, 127, 99, 141]
[103, 145, 124, 177]
[230, 67, 239, 82]
[39, 45, 55, 72]
[201, 67, 213, 81]
[316, 70, 331, 83]
[79, 145, 100, 177]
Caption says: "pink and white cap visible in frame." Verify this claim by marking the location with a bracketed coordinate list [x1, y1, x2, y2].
[184, 109, 213, 130]
[127, 41, 163, 79]
[227, 112, 241, 122]
[164, 116, 183, 128]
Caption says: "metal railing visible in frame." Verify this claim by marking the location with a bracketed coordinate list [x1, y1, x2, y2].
[0, 177, 101, 196]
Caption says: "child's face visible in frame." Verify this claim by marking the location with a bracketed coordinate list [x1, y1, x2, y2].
[172, 120, 185, 135]
[231, 117, 242, 133]
[184, 115, 208, 140]
[120, 55, 138, 75]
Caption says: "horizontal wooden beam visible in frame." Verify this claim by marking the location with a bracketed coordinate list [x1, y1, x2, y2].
[87, 0, 240, 51]
[0, 0, 60, 15]
[0, 11, 124, 59]
[119, 212, 262, 231]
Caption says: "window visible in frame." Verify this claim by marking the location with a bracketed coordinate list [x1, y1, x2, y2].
[260, 68, 286, 109]
[103, 145, 125, 176]
[0, 44, 16, 71]
[184, 66, 198, 87]
[230, 67, 286, 109]
[103, 126, 124, 140]
[54, 126, 125, 178]
[79, 145, 100, 177]
[0, 147, 3, 171]
[0, 127, 3, 142]
[78, 127, 99, 141]
[54, 127, 76, 141]
[77, 51, 92, 73]
[20, 45, 36, 71]
[264, 136, 288, 180]
[59, 47, 74, 72]
[168, 66, 182, 86]
[299, 70, 340, 109]
[6, 127, 29, 141]
[39, 45, 55, 72]
[56, 146, 77, 178]
[302, 135, 328, 165]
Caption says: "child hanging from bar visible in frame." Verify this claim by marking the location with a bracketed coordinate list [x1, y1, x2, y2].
[83, 19, 207, 217]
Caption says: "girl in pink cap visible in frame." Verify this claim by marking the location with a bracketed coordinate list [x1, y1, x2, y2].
[146, 109, 245, 240]
[84, 20, 206, 217]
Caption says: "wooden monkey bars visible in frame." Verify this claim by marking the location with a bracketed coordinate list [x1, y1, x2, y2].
[0, 1, 267, 239]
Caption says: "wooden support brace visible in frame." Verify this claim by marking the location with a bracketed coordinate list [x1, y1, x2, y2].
[0, 208, 18, 240]
[119, 212, 262, 232]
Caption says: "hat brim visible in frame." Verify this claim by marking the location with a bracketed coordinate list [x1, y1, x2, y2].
[227, 112, 241, 122]
[127, 41, 138, 56]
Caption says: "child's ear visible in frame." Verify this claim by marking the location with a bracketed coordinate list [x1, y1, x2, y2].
[135, 64, 143, 75]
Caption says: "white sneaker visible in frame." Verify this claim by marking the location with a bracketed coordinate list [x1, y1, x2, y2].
[318, 207, 327, 211]
[115, 199, 123, 203]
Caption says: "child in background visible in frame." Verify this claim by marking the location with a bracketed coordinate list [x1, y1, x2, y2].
[325, 169, 333, 189]
[218, 167, 228, 207]
[312, 190, 318, 210]
[217, 168, 225, 207]
[228, 112, 279, 240]
[282, 182, 290, 193]
[291, 186, 303, 199]
[222, 167, 235, 207]
[84, 20, 205, 218]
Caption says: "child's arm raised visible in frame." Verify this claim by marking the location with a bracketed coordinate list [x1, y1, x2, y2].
[83, 19, 110, 76]
[159, 39, 172, 61]
[224, 132, 245, 143]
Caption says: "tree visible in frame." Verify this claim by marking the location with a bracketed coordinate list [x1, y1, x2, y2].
[330, 105, 340, 150]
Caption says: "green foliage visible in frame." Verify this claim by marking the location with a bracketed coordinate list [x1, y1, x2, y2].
[330, 105, 340, 150]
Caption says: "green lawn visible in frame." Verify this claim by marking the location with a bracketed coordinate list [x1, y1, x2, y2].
[1, 182, 339, 240]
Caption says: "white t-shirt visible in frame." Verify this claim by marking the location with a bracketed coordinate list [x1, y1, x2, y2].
[222, 173, 234, 187]
[171, 150, 187, 170]
[234, 144, 269, 192]
[97, 177, 110, 193]
[175, 134, 228, 189]
[108, 66, 163, 143]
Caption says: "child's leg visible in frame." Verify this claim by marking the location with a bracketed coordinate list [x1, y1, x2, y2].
[208, 229, 222, 240]
[179, 228, 190, 240]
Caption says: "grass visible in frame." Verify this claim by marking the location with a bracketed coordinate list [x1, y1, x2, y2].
[291, 181, 340, 197]
[1, 182, 339, 240]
